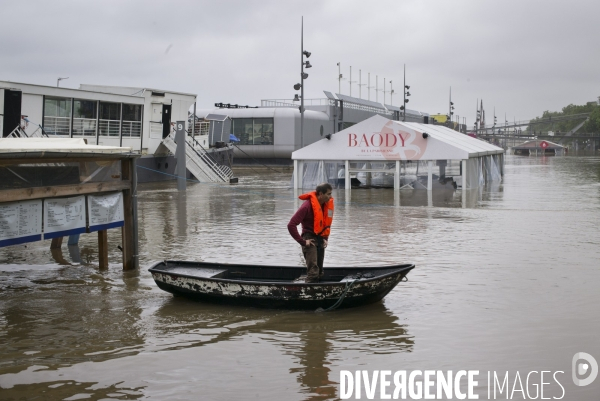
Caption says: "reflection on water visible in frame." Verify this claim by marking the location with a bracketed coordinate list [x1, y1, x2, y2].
[1, 155, 600, 400]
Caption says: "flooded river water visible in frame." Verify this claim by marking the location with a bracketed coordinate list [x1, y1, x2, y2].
[1, 155, 599, 400]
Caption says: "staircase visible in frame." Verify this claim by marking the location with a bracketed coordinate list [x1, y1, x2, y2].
[161, 132, 233, 183]
[557, 118, 588, 144]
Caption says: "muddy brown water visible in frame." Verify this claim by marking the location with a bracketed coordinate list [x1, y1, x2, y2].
[1, 155, 599, 400]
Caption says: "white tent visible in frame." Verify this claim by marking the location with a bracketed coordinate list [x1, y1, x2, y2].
[291, 115, 504, 190]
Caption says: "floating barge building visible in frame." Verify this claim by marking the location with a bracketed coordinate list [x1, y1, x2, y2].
[1, 81, 233, 183]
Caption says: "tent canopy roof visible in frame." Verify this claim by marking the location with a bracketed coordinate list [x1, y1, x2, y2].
[292, 115, 503, 161]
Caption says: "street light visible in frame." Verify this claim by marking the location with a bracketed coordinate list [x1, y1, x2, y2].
[293, 17, 312, 149]
[449, 87, 455, 129]
[400, 64, 410, 121]
[337, 62, 343, 94]
[57, 77, 69, 87]
[389, 80, 394, 105]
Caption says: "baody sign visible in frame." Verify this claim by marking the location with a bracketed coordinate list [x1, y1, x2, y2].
[290, 115, 482, 162]
[339, 352, 597, 400]
[347, 120, 429, 161]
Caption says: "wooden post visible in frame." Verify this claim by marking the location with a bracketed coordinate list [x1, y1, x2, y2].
[121, 158, 135, 270]
[50, 237, 63, 249]
[98, 229, 108, 269]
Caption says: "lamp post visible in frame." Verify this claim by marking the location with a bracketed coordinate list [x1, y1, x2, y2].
[401, 64, 410, 121]
[57, 77, 69, 87]
[475, 99, 480, 136]
[337, 62, 342, 94]
[389, 80, 394, 105]
[293, 17, 311, 149]
[449, 87, 455, 129]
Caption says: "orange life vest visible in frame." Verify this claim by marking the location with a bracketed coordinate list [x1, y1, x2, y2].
[298, 191, 334, 237]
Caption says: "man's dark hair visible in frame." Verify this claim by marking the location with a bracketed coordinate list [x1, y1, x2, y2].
[316, 182, 332, 195]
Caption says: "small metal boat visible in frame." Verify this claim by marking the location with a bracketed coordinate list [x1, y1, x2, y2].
[148, 260, 415, 310]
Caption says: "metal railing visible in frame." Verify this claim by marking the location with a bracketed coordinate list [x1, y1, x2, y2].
[477, 113, 591, 131]
[261, 98, 330, 107]
[150, 121, 163, 138]
[6, 126, 29, 138]
[187, 120, 210, 136]
[161, 131, 232, 183]
[121, 120, 142, 137]
[187, 135, 233, 182]
[99, 119, 120, 136]
[42, 116, 70, 135]
[73, 118, 97, 136]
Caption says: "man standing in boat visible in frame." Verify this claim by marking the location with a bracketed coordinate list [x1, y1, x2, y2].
[287, 183, 334, 283]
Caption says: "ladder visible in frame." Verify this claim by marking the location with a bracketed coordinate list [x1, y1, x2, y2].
[161, 132, 233, 183]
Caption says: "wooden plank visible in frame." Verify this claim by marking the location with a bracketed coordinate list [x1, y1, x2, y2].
[121, 159, 135, 271]
[50, 237, 63, 250]
[98, 229, 108, 269]
[0, 156, 136, 165]
[0, 181, 131, 203]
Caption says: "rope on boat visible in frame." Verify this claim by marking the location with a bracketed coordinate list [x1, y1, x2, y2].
[317, 280, 357, 312]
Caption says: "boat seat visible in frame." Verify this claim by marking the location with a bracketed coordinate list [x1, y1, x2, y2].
[293, 275, 307, 283]
[170, 267, 228, 278]
[340, 272, 374, 282]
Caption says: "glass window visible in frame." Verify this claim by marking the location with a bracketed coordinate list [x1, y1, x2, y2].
[74, 99, 97, 119]
[253, 118, 274, 145]
[232, 118, 274, 145]
[73, 100, 97, 137]
[44, 97, 71, 118]
[43, 97, 71, 135]
[233, 118, 253, 145]
[122, 104, 142, 121]
[99, 102, 121, 136]
[122, 104, 142, 137]
[100, 102, 121, 120]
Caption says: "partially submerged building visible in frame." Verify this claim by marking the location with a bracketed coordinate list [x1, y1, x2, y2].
[291, 115, 504, 191]
[511, 140, 566, 156]
[0, 81, 233, 183]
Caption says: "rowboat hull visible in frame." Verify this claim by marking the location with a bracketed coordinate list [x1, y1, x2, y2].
[149, 261, 415, 310]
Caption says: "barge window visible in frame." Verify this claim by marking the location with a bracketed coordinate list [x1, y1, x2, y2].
[43, 97, 72, 136]
[231, 118, 274, 145]
[122, 104, 142, 137]
[73, 99, 97, 137]
[99, 102, 121, 136]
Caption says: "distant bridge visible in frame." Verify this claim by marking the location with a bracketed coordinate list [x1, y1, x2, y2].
[475, 112, 590, 132]
[475, 113, 593, 145]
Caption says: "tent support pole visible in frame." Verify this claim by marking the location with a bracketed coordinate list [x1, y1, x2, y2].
[345, 160, 350, 199]
[462, 159, 467, 208]
[427, 160, 433, 191]
[394, 160, 400, 190]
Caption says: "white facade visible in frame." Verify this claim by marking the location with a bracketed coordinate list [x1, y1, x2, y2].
[196, 106, 332, 160]
[1, 81, 196, 155]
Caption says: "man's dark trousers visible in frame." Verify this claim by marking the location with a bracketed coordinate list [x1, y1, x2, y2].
[301, 232, 324, 282]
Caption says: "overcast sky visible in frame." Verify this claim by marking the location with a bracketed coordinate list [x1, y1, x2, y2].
[2, 0, 599, 125]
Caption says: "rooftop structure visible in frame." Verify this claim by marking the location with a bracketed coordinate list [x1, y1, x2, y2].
[511, 139, 566, 156]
